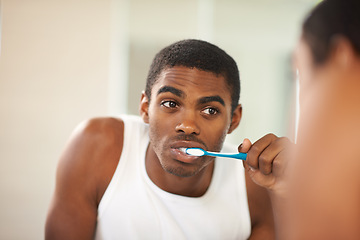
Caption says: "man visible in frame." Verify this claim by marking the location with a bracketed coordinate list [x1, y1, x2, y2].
[45, 39, 290, 239]
[289, 0, 360, 239]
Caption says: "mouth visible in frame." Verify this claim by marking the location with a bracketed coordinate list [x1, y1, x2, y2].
[169, 141, 206, 163]
[178, 147, 187, 154]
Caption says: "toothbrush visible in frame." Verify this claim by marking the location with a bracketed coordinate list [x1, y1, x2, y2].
[185, 148, 247, 160]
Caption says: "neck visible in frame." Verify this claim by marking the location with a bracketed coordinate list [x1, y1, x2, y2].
[145, 143, 214, 197]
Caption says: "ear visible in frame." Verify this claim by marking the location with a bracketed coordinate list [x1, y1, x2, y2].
[139, 91, 150, 123]
[228, 104, 242, 134]
[330, 36, 357, 68]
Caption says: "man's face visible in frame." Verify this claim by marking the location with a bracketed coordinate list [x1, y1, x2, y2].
[141, 66, 240, 177]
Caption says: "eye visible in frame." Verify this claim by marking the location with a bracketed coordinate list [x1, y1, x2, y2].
[161, 100, 178, 109]
[202, 107, 219, 115]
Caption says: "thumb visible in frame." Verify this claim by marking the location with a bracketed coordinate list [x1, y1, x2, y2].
[238, 138, 252, 153]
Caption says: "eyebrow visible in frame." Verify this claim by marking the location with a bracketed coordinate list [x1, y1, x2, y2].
[157, 85, 225, 106]
[157, 86, 184, 98]
[198, 96, 225, 106]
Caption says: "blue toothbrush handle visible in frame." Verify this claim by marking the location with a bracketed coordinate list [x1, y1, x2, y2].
[207, 152, 247, 160]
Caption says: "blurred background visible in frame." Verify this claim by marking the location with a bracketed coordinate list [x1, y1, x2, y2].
[0, 0, 316, 239]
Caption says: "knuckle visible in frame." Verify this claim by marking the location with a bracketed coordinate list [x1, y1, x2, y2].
[265, 133, 277, 139]
[260, 163, 272, 175]
[272, 159, 282, 169]
[274, 137, 291, 148]
[259, 154, 272, 165]
[250, 144, 261, 153]
[278, 136, 288, 143]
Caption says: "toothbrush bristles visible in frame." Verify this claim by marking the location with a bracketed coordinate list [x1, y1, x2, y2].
[186, 148, 205, 156]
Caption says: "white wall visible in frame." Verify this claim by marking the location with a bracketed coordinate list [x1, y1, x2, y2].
[0, 0, 314, 239]
[0, 1, 111, 239]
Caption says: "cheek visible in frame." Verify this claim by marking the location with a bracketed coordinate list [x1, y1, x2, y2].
[298, 66, 316, 107]
[204, 122, 229, 151]
[296, 41, 316, 95]
[148, 121, 166, 157]
[298, 68, 312, 89]
[148, 113, 174, 148]
[148, 118, 164, 140]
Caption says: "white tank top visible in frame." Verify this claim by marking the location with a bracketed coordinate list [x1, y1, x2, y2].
[95, 115, 251, 240]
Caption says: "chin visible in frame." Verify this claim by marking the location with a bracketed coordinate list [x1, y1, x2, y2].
[165, 166, 199, 178]
[163, 159, 210, 178]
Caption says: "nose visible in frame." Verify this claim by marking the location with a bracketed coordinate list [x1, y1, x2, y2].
[175, 112, 200, 135]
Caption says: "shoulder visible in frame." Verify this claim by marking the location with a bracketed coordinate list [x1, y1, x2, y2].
[45, 117, 126, 239]
[76, 116, 124, 142]
[69, 116, 126, 159]
[64, 117, 125, 168]
[58, 116, 126, 204]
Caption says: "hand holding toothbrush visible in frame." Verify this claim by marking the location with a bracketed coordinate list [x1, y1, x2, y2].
[238, 133, 293, 193]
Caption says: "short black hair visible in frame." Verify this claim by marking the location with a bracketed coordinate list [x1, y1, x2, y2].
[145, 39, 240, 113]
[302, 0, 360, 64]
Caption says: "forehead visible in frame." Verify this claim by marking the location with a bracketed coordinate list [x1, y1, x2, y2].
[152, 66, 231, 99]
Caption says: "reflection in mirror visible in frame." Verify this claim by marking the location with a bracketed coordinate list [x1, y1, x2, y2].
[108, 0, 316, 143]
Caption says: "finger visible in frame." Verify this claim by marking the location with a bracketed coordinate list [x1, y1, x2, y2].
[272, 142, 293, 177]
[240, 138, 253, 170]
[238, 138, 252, 153]
[272, 150, 286, 177]
[247, 134, 278, 170]
[258, 137, 289, 175]
[242, 160, 257, 174]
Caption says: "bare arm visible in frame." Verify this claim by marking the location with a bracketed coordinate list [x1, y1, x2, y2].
[45, 118, 123, 239]
[245, 171, 275, 239]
